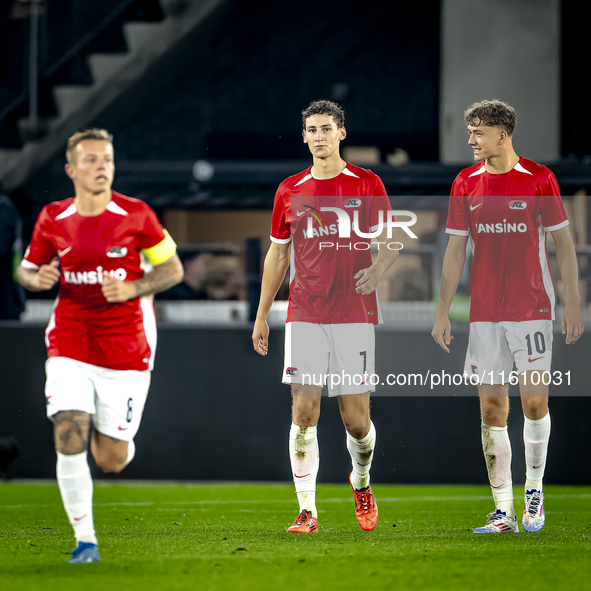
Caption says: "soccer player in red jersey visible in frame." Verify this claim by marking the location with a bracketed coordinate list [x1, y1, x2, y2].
[17, 128, 183, 562]
[252, 100, 399, 533]
[432, 100, 584, 533]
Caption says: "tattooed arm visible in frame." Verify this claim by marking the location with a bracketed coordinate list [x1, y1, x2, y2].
[101, 254, 184, 303]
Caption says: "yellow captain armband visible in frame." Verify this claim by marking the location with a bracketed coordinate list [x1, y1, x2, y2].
[142, 229, 177, 265]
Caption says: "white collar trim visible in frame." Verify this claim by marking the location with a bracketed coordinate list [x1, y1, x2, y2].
[514, 161, 533, 175]
[468, 163, 487, 178]
[295, 174, 313, 187]
[342, 167, 360, 178]
[55, 203, 77, 220]
[468, 161, 532, 177]
[106, 201, 128, 216]
[296, 166, 360, 186]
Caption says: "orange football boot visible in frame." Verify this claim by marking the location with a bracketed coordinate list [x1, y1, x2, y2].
[286, 509, 318, 533]
[350, 474, 378, 531]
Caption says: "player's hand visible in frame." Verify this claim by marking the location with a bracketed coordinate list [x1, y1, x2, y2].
[252, 317, 269, 356]
[561, 304, 584, 344]
[101, 274, 136, 303]
[354, 266, 380, 295]
[431, 315, 453, 353]
[36, 259, 61, 290]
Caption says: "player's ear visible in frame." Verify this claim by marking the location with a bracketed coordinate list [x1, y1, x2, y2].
[498, 129, 507, 144]
[302, 129, 307, 143]
[64, 163, 75, 180]
[340, 127, 347, 141]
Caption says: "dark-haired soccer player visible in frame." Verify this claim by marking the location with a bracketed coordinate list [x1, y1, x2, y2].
[18, 128, 183, 562]
[252, 100, 399, 533]
[432, 100, 583, 533]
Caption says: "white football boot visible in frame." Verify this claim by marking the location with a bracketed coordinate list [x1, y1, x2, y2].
[522, 489, 545, 532]
[473, 509, 519, 533]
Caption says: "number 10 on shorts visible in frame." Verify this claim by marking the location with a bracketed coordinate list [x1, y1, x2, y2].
[525, 331, 546, 356]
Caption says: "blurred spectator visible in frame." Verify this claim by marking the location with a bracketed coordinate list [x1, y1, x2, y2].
[389, 267, 431, 301]
[0, 190, 25, 319]
[197, 255, 246, 301]
[162, 253, 246, 301]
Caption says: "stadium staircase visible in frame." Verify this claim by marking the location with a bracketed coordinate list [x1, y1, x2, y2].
[0, 0, 229, 192]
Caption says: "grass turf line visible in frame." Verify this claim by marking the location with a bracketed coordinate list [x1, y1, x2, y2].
[1, 482, 590, 591]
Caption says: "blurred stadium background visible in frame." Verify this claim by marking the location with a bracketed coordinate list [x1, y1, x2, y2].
[0, 0, 589, 484]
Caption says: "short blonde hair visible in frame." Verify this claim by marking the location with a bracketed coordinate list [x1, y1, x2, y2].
[66, 128, 113, 164]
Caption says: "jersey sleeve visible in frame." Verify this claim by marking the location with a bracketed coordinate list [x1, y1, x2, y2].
[270, 186, 291, 244]
[21, 205, 57, 270]
[543, 169, 561, 197]
[541, 196, 569, 232]
[369, 176, 392, 231]
[539, 171, 568, 232]
[446, 176, 470, 236]
[137, 205, 177, 265]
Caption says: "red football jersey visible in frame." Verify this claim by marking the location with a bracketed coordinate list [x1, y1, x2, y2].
[271, 164, 392, 324]
[446, 157, 568, 322]
[22, 192, 174, 370]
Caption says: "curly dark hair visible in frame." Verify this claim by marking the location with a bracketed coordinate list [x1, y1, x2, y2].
[301, 100, 345, 129]
[464, 99, 516, 135]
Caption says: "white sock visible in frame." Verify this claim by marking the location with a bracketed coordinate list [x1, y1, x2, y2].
[289, 423, 319, 518]
[56, 451, 97, 545]
[481, 423, 514, 517]
[347, 421, 376, 490]
[524, 412, 551, 492]
[124, 440, 136, 468]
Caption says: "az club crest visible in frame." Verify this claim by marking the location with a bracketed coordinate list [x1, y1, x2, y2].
[107, 246, 128, 258]
[508, 200, 527, 210]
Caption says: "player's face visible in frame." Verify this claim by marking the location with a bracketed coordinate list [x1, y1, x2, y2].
[67, 140, 115, 194]
[303, 115, 345, 159]
[467, 125, 504, 161]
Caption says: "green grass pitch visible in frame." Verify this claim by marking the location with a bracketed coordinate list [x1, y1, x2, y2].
[1, 482, 590, 591]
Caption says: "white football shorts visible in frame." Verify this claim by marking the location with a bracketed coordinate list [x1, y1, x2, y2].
[45, 356, 150, 441]
[283, 321, 375, 396]
[465, 319, 553, 386]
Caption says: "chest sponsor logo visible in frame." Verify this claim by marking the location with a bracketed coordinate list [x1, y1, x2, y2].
[344, 198, 362, 208]
[476, 220, 528, 234]
[508, 200, 527, 210]
[63, 266, 127, 285]
[106, 246, 128, 258]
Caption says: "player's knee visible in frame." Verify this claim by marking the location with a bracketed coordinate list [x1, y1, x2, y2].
[346, 425, 367, 439]
[479, 395, 508, 426]
[522, 398, 548, 420]
[481, 406, 507, 426]
[55, 435, 87, 455]
[292, 398, 320, 426]
[342, 417, 370, 440]
[93, 450, 127, 474]
[96, 457, 126, 474]
[53, 421, 89, 455]
[293, 409, 318, 427]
